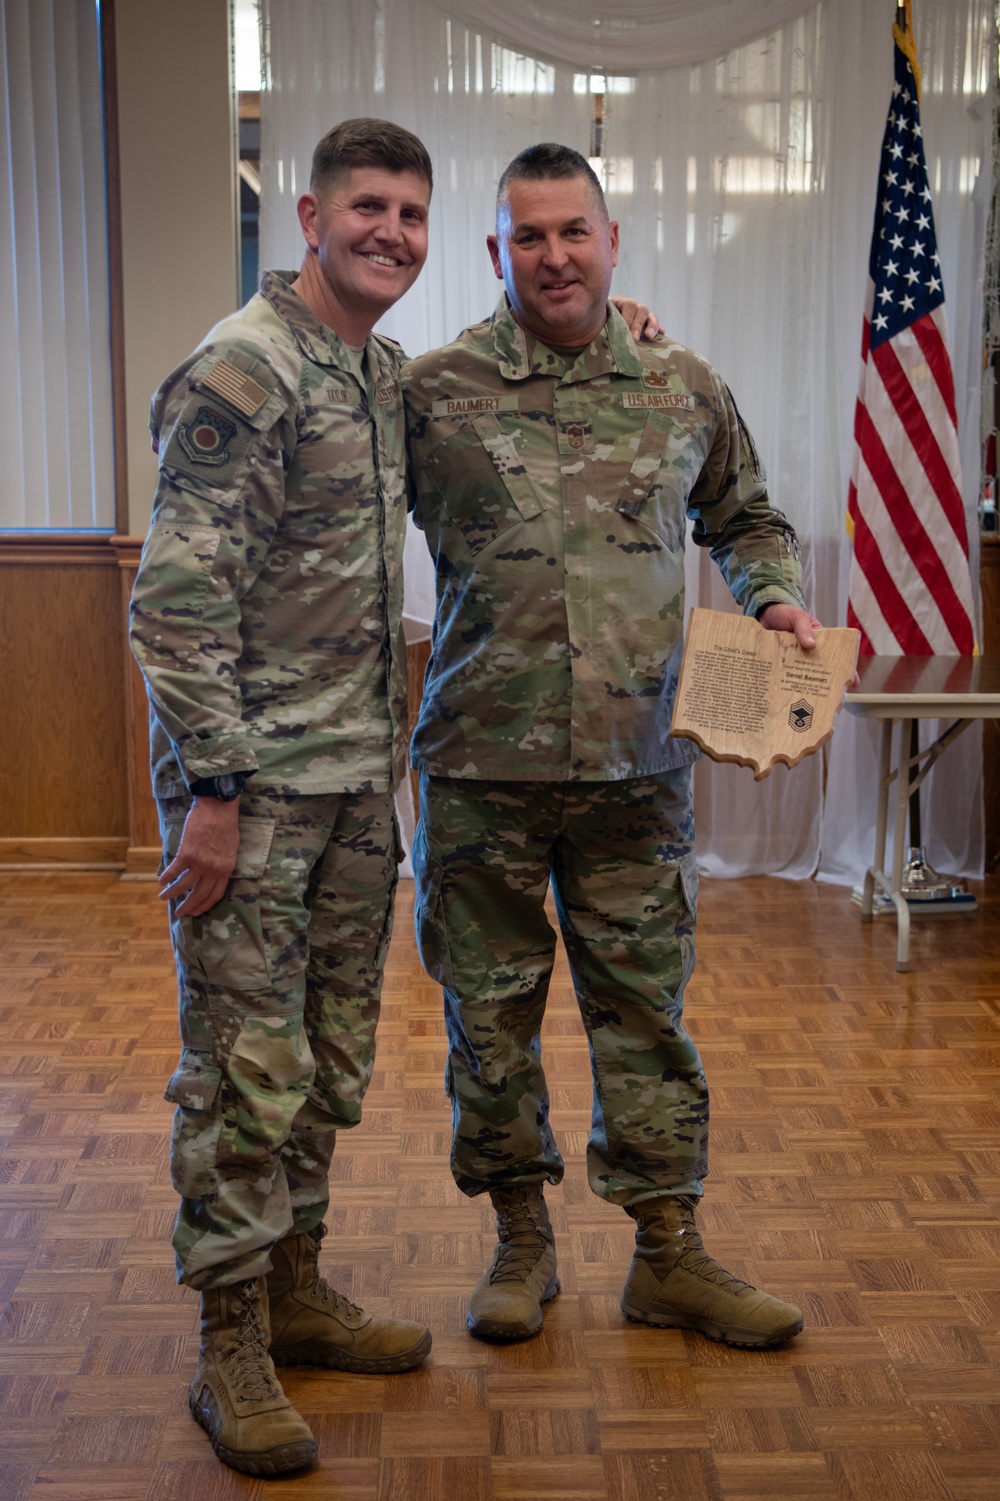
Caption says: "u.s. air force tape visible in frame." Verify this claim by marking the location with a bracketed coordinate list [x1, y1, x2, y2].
[621, 392, 695, 410]
[201, 360, 270, 419]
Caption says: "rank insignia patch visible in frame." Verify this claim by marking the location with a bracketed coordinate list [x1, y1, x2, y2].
[789, 699, 814, 733]
[178, 405, 238, 465]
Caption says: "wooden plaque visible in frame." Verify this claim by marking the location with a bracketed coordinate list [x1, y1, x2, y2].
[670, 608, 860, 780]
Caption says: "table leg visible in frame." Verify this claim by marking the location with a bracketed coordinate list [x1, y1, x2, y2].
[862, 718, 894, 922]
[890, 718, 912, 971]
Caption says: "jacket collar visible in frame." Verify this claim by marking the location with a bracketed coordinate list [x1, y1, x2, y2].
[490, 293, 644, 383]
[260, 269, 366, 374]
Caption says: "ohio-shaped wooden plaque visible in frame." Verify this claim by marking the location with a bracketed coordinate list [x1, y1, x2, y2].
[670, 608, 860, 779]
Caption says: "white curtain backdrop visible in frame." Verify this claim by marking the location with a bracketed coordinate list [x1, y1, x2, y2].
[431, 0, 818, 71]
[260, 0, 995, 886]
[0, 0, 115, 530]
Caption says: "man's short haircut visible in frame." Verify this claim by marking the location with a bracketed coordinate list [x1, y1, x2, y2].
[496, 143, 608, 225]
[310, 117, 433, 198]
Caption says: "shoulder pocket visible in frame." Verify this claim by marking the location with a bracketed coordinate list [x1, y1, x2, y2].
[190, 348, 288, 434]
[159, 351, 286, 504]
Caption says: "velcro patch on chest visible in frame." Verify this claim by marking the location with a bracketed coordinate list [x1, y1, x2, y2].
[376, 381, 399, 404]
[431, 394, 519, 417]
[557, 419, 594, 454]
[622, 391, 695, 411]
[201, 359, 271, 418]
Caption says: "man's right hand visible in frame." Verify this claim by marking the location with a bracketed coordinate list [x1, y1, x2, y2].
[159, 797, 242, 916]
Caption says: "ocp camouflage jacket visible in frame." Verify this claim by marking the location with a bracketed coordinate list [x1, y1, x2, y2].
[403, 296, 805, 781]
[130, 270, 408, 797]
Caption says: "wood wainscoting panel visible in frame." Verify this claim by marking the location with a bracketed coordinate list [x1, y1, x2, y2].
[0, 548, 128, 866]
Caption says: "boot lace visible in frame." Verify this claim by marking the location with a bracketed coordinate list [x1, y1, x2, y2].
[489, 1191, 551, 1286]
[677, 1240, 756, 1296]
[227, 1281, 281, 1400]
[304, 1238, 364, 1318]
[665, 1203, 756, 1296]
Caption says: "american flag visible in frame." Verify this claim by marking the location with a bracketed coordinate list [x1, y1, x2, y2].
[845, 13, 977, 656]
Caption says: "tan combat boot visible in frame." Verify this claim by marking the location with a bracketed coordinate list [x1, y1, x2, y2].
[467, 1184, 560, 1341]
[267, 1224, 432, 1373]
[188, 1277, 317, 1475]
[621, 1196, 803, 1348]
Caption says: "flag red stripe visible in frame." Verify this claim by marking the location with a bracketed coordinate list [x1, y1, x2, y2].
[871, 337, 967, 542]
[850, 517, 935, 653]
[855, 401, 973, 650]
[849, 447, 935, 653]
[912, 312, 959, 427]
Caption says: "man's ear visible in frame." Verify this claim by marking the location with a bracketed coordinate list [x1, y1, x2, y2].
[297, 193, 320, 250]
[487, 233, 505, 282]
[609, 219, 620, 269]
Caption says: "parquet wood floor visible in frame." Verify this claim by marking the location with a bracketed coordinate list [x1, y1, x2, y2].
[1, 871, 999, 1500]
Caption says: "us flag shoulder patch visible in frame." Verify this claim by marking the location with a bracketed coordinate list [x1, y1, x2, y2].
[201, 359, 270, 418]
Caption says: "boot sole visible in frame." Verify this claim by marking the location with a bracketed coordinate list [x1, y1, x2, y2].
[270, 1327, 432, 1374]
[188, 1389, 318, 1475]
[466, 1276, 561, 1342]
[621, 1294, 803, 1349]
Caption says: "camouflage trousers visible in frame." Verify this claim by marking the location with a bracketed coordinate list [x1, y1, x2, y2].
[158, 788, 398, 1290]
[413, 771, 709, 1208]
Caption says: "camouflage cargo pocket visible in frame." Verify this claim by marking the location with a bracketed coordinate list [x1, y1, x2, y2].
[423, 417, 544, 556]
[164, 1046, 223, 1197]
[613, 412, 692, 553]
[192, 816, 276, 992]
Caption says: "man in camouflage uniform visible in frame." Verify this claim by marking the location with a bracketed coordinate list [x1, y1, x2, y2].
[129, 119, 435, 1477]
[404, 144, 821, 1350]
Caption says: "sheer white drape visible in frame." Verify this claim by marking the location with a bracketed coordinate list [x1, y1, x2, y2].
[431, 0, 817, 71]
[0, 0, 115, 530]
[260, 0, 994, 885]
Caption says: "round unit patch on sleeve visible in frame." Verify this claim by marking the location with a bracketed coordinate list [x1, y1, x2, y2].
[177, 405, 239, 466]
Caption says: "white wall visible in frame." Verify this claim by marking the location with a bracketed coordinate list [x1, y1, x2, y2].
[115, 0, 238, 535]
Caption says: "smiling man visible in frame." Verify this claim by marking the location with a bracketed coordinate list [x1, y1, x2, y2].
[404, 144, 819, 1352]
[129, 119, 435, 1477]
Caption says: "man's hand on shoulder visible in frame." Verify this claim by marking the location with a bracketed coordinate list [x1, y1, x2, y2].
[757, 603, 822, 650]
[160, 798, 242, 916]
[609, 297, 662, 342]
